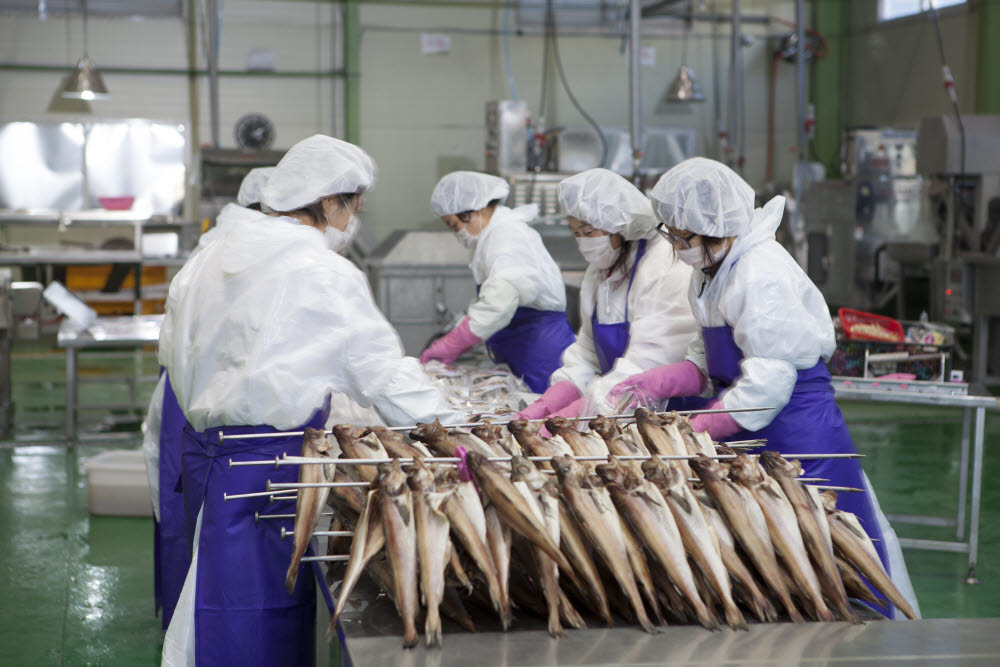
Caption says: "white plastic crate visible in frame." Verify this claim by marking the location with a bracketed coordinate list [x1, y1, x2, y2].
[86, 449, 153, 517]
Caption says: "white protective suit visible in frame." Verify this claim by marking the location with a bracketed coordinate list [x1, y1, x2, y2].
[236, 167, 275, 207]
[550, 168, 698, 408]
[466, 204, 566, 339]
[158, 210, 463, 431]
[679, 196, 834, 432]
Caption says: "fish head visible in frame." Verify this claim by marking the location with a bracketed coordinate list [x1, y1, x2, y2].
[544, 416, 569, 436]
[462, 450, 490, 475]
[331, 423, 365, 446]
[633, 406, 658, 424]
[688, 453, 724, 481]
[377, 458, 408, 495]
[588, 416, 618, 439]
[510, 455, 535, 482]
[471, 421, 502, 442]
[551, 454, 581, 481]
[758, 450, 796, 476]
[820, 489, 839, 512]
[728, 453, 766, 486]
[506, 418, 537, 435]
[302, 427, 331, 456]
[434, 466, 460, 490]
[594, 457, 625, 486]
[409, 420, 446, 443]
[405, 458, 435, 493]
[640, 456, 668, 482]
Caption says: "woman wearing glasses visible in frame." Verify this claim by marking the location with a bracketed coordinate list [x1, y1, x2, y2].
[610, 157, 919, 617]
[420, 171, 575, 392]
[517, 168, 700, 419]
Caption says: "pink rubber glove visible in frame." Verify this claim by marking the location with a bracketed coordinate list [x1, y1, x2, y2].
[517, 381, 582, 420]
[607, 360, 707, 407]
[550, 396, 587, 419]
[689, 399, 742, 439]
[419, 317, 482, 365]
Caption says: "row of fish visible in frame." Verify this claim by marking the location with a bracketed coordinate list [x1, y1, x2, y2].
[284, 408, 916, 649]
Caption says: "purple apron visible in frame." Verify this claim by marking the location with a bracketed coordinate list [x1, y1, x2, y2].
[703, 324, 893, 611]
[591, 240, 705, 412]
[478, 288, 576, 393]
[154, 372, 189, 631]
[180, 403, 329, 667]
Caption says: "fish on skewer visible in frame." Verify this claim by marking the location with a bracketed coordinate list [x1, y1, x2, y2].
[642, 457, 747, 629]
[484, 505, 514, 629]
[694, 489, 778, 623]
[377, 459, 420, 648]
[728, 454, 834, 622]
[329, 488, 384, 636]
[407, 460, 451, 646]
[472, 421, 520, 457]
[507, 419, 574, 463]
[589, 416, 648, 458]
[820, 491, 917, 620]
[760, 451, 858, 623]
[596, 458, 715, 630]
[369, 426, 432, 459]
[634, 407, 692, 477]
[286, 427, 337, 594]
[690, 454, 804, 622]
[409, 421, 495, 459]
[546, 417, 610, 458]
[553, 455, 657, 633]
[331, 425, 386, 483]
[835, 555, 888, 610]
[463, 451, 577, 583]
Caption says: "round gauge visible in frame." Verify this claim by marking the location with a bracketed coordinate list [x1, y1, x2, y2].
[234, 113, 275, 151]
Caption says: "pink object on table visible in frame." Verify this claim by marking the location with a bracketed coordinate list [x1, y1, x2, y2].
[98, 196, 135, 210]
[550, 397, 586, 419]
[419, 317, 482, 365]
[517, 381, 582, 420]
[876, 373, 917, 381]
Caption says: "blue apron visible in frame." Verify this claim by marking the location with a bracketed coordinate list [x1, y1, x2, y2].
[479, 290, 576, 394]
[154, 373, 189, 631]
[703, 324, 892, 610]
[180, 403, 329, 667]
[591, 240, 705, 412]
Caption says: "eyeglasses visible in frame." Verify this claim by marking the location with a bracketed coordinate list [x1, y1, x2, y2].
[656, 222, 697, 249]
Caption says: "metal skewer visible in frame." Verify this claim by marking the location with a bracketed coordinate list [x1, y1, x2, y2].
[279, 527, 354, 540]
[218, 406, 777, 442]
[301, 555, 350, 563]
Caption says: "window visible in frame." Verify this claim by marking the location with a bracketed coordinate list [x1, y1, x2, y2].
[0, 1, 181, 18]
[879, 0, 965, 22]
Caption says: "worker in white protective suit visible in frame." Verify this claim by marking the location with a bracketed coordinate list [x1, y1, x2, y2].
[420, 171, 575, 392]
[236, 166, 275, 210]
[609, 157, 920, 620]
[517, 168, 700, 420]
[158, 135, 465, 667]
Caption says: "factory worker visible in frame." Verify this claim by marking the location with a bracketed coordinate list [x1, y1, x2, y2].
[159, 135, 465, 667]
[609, 157, 919, 617]
[518, 168, 699, 420]
[143, 168, 281, 633]
[235, 166, 275, 210]
[420, 171, 575, 393]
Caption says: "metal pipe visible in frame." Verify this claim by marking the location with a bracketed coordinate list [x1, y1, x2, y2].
[792, 0, 807, 232]
[256, 511, 334, 521]
[207, 0, 220, 148]
[302, 555, 350, 562]
[0, 63, 346, 78]
[219, 406, 777, 442]
[280, 527, 354, 540]
[628, 0, 642, 183]
[729, 0, 742, 171]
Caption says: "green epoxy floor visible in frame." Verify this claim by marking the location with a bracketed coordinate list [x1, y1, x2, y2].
[1, 343, 999, 665]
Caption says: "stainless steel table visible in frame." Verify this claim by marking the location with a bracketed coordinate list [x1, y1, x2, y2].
[56, 315, 162, 443]
[833, 377, 998, 582]
[338, 594, 1000, 667]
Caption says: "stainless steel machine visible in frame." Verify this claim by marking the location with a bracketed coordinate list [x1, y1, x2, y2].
[802, 127, 937, 312]
[919, 114, 1000, 384]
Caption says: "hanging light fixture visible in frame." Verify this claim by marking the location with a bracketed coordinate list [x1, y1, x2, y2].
[58, 0, 109, 100]
[661, 2, 705, 104]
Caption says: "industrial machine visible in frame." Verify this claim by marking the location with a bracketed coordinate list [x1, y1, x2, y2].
[919, 114, 1000, 384]
[802, 127, 937, 313]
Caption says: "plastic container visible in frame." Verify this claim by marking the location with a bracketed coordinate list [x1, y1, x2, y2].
[98, 196, 135, 210]
[85, 449, 153, 517]
[838, 308, 904, 342]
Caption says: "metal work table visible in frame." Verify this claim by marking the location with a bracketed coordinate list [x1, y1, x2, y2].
[338, 594, 1000, 667]
[57, 314, 162, 443]
[833, 377, 998, 582]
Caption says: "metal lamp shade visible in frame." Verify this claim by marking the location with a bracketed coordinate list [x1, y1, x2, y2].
[60, 57, 109, 100]
[665, 65, 705, 103]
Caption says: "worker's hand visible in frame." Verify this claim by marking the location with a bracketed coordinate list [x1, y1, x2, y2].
[548, 396, 587, 419]
[516, 381, 582, 420]
[607, 360, 707, 408]
[689, 399, 742, 440]
[419, 318, 482, 366]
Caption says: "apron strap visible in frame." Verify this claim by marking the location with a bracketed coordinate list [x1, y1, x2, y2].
[623, 239, 647, 323]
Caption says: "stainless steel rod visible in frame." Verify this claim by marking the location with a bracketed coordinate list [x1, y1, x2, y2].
[808, 485, 864, 493]
[219, 406, 777, 441]
[280, 527, 354, 540]
[302, 555, 350, 562]
[256, 511, 335, 521]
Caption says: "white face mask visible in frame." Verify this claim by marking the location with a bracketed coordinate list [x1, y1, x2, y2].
[576, 235, 618, 270]
[325, 214, 360, 254]
[456, 228, 479, 250]
[676, 243, 729, 270]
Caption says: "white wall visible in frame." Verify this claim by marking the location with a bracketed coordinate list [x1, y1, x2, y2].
[0, 0, 804, 242]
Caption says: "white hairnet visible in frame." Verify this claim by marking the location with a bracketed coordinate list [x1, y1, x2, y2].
[260, 134, 376, 212]
[236, 167, 275, 207]
[558, 168, 659, 241]
[649, 157, 755, 238]
[431, 171, 509, 217]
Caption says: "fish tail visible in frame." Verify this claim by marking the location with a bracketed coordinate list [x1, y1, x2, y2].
[424, 607, 443, 647]
[723, 600, 748, 631]
[559, 592, 587, 630]
[284, 561, 300, 596]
